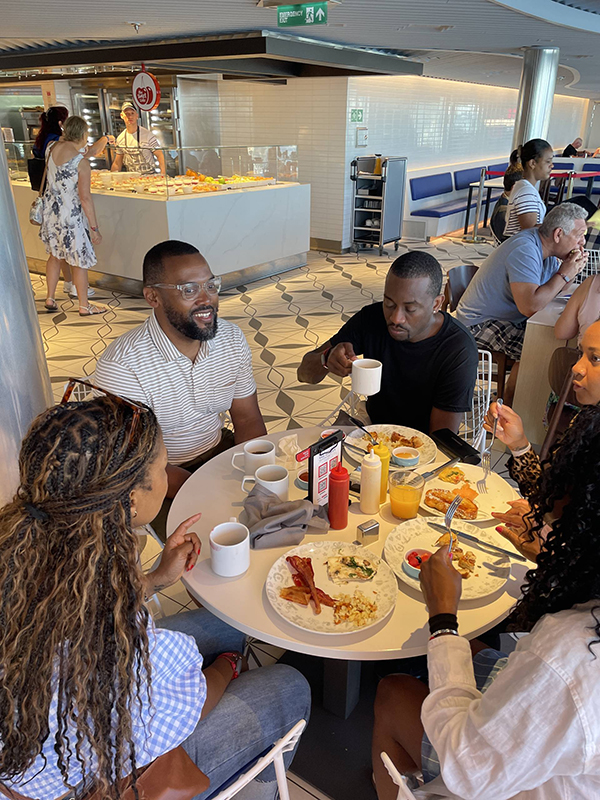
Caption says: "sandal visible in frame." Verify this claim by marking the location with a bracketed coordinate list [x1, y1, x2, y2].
[78, 303, 105, 317]
[45, 299, 58, 312]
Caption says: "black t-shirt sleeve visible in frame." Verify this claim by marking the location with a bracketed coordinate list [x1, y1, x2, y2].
[432, 327, 478, 413]
[562, 144, 577, 157]
[329, 307, 368, 355]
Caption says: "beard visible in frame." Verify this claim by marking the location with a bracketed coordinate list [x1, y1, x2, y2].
[164, 303, 219, 341]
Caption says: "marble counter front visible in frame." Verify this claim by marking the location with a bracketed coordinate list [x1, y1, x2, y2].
[11, 181, 310, 288]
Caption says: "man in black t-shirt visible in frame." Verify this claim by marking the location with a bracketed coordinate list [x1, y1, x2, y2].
[562, 138, 592, 157]
[297, 251, 478, 434]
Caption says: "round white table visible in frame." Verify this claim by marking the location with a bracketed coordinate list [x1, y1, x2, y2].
[168, 427, 525, 663]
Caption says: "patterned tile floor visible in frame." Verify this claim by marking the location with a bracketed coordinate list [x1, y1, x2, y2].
[31, 236, 506, 800]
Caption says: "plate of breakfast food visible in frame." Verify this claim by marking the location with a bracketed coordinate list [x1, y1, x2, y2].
[265, 541, 397, 634]
[418, 462, 518, 522]
[384, 518, 511, 600]
[345, 425, 437, 467]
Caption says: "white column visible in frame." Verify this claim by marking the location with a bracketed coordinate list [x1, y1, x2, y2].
[512, 47, 560, 148]
[0, 136, 53, 504]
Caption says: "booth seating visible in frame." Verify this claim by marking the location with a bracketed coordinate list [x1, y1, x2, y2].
[572, 163, 600, 196]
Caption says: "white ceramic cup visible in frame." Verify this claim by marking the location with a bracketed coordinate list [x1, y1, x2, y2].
[231, 440, 276, 474]
[209, 519, 250, 578]
[352, 358, 383, 396]
[242, 464, 289, 501]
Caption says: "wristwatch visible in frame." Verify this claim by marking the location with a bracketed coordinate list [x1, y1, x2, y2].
[558, 272, 570, 283]
[90, 226, 99, 232]
[217, 651, 243, 679]
[320, 346, 332, 369]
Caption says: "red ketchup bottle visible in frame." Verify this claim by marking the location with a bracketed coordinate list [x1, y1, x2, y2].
[328, 462, 349, 529]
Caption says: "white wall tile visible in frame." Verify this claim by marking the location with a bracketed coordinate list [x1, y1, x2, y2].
[183, 75, 589, 248]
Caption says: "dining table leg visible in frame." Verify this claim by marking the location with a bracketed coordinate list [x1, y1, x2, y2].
[483, 187, 492, 229]
[463, 186, 474, 235]
[322, 659, 362, 719]
[586, 176, 594, 200]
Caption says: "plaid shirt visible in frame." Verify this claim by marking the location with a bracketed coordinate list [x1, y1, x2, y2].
[2, 621, 205, 800]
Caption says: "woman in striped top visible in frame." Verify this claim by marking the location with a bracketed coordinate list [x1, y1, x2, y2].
[504, 139, 554, 238]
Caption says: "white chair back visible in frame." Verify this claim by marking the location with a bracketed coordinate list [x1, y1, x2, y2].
[210, 719, 307, 800]
[460, 349, 492, 451]
[574, 249, 600, 285]
[380, 752, 419, 800]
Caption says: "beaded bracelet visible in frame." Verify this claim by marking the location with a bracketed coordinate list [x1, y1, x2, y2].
[429, 613, 459, 635]
[429, 629, 460, 641]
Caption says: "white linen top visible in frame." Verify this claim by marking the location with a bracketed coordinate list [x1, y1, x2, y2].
[94, 312, 256, 464]
[416, 602, 600, 800]
[504, 179, 546, 237]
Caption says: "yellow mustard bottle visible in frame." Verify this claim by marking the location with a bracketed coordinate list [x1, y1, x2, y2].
[373, 443, 390, 505]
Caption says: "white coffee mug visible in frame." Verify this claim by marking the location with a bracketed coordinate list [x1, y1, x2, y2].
[352, 358, 383, 396]
[231, 439, 276, 474]
[209, 519, 250, 578]
[242, 464, 289, 501]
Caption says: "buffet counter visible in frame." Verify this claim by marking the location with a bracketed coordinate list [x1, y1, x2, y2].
[11, 179, 310, 290]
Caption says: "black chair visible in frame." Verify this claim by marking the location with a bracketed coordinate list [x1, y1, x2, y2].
[489, 195, 508, 245]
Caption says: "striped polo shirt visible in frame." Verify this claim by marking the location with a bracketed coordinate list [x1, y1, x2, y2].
[94, 312, 256, 464]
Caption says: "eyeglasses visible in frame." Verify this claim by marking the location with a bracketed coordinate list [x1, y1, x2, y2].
[150, 277, 222, 301]
[61, 379, 147, 444]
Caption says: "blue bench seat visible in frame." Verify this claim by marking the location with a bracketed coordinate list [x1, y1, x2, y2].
[412, 191, 503, 218]
[410, 171, 501, 219]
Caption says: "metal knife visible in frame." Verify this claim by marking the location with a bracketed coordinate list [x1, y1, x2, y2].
[421, 457, 460, 481]
[427, 521, 528, 562]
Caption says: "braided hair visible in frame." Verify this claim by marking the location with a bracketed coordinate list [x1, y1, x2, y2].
[0, 396, 160, 798]
[512, 405, 600, 642]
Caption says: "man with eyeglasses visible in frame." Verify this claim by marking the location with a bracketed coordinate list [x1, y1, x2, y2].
[95, 239, 266, 540]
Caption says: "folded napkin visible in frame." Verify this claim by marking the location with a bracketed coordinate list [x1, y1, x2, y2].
[243, 484, 329, 549]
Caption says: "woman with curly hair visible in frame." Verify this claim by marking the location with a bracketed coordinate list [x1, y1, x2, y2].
[371, 403, 600, 799]
[0, 393, 309, 800]
[480, 318, 600, 560]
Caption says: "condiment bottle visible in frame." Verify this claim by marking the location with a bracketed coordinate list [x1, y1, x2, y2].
[373, 443, 390, 505]
[328, 462, 349, 529]
[360, 451, 381, 515]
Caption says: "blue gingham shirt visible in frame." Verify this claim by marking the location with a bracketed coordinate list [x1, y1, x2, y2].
[2, 621, 206, 800]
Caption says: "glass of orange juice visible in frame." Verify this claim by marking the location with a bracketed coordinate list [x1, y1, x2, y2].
[389, 471, 425, 519]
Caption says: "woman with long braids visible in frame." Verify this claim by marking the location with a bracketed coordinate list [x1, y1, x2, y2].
[371, 404, 600, 799]
[0, 394, 310, 800]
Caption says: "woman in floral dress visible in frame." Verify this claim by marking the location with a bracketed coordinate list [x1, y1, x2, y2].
[40, 115, 104, 316]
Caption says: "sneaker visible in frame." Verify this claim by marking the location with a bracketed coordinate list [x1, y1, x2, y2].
[65, 283, 96, 298]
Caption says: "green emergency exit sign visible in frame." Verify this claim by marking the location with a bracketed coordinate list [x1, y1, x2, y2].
[277, 2, 328, 27]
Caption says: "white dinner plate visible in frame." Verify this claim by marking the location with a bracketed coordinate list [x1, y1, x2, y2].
[345, 425, 436, 468]
[419, 462, 518, 522]
[384, 518, 511, 601]
[265, 541, 397, 634]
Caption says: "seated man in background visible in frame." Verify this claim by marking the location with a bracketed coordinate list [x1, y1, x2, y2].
[455, 203, 587, 404]
[95, 240, 266, 538]
[297, 251, 478, 435]
[562, 137, 592, 157]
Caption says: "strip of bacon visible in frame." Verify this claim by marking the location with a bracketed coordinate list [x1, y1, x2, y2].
[286, 555, 321, 614]
[279, 586, 310, 606]
[280, 584, 337, 608]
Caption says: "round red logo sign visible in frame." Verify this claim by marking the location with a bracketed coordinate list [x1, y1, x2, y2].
[132, 70, 161, 112]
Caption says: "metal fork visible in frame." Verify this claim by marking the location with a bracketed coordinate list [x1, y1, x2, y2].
[477, 399, 503, 494]
[444, 495, 462, 552]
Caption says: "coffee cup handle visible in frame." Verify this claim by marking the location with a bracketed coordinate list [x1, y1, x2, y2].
[241, 476, 255, 494]
[232, 451, 245, 472]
